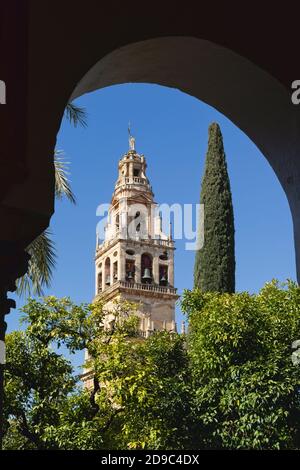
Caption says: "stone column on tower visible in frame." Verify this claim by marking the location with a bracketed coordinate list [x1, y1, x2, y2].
[135, 253, 141, 284]
[153, 255, 159, 285]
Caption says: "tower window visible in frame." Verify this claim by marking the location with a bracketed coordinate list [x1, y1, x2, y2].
[141, 253, 152, 284]
[105, 258, 111, 287]
[97, 272, 103, 293]
[159, 251, 168, 261]
[125, 259, 135, 282]
[113, 261, 118, 283]
[159, 265, 168, 286]
[135, 211, 141, 233]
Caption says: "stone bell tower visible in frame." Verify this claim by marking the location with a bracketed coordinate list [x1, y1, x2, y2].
[94, 131, 178, 336]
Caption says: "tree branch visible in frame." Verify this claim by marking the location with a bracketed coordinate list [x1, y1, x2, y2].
[101, 407, 124, 434]
[89, 376, 100, 417]
[18, 411, 45, 450]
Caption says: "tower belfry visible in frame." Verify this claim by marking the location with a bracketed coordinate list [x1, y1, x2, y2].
[95, 133, 178, 336]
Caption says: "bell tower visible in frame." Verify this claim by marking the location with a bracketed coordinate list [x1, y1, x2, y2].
[95, 132, 178, 336]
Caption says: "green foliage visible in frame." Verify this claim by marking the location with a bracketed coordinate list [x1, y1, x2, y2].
[182, 280, 300, 449]
[194, 122, 235, 293]
[95, 331, 192, 450]
[54, 150, 76, 204]
[4, 330, 76, 449]
[42, 392, 106, 450]
[64, 102, 87, 128]
[15, 229, 56, 297]
[4, 298, 190, 450]
[3, 297, 126, 449]
[6, 282, 300, 450]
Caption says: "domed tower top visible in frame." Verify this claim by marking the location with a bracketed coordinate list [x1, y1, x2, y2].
[112, 128, 154, 204]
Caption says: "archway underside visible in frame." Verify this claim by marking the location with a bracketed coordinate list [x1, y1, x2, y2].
[2, 36, 300, 281]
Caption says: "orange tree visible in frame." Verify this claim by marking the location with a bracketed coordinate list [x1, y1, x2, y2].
[182, 280, 300, 449]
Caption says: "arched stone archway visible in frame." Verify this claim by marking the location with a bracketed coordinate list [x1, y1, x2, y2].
[70, 36, 300, 261]
[2, 2, 300, 446]
[1, 2, 300, 301]
[4, 33, 300, 282]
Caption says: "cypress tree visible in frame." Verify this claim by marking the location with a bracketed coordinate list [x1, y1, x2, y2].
[194, 122, 235, 292]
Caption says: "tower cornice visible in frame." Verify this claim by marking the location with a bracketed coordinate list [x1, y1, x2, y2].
[95, 236, 175, 261]
[93, 280, 179, 303]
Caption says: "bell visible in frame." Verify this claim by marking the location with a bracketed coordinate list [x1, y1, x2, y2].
[160, 274, 167, 283]
[127, 271, 133, 280]
[142, 268, 152, 280]
[105, 276, 110, 285]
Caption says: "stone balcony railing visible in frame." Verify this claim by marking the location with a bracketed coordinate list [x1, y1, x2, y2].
[96, 280, 178, 298]
[119, 280, 177, 295]
[115, 176, 148, 188]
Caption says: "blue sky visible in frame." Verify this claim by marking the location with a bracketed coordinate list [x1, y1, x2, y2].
[7, 83, 296, 368]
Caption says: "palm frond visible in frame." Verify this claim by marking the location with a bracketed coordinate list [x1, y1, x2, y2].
[54, 150, 76, 204]
[65, 102, 87, 128]
[16, 229, 57, 297]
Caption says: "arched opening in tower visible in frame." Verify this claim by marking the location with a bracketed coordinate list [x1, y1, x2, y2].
[141, 254, 153, 285]
[104, 258, 111, 287]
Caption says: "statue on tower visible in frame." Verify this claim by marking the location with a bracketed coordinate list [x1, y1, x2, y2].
[128, 122, 136, 151]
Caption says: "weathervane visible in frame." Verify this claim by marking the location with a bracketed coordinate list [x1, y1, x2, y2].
[128, 122, 136, 151]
